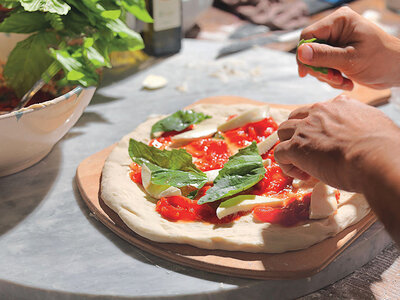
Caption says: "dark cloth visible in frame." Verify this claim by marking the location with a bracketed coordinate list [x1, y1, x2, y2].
[214, 0, 309, 30]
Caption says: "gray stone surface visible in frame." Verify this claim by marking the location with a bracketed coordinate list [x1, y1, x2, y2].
[0, 39, 397, 299]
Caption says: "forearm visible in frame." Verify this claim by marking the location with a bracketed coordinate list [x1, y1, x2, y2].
[385, 34, 400, 87]
[356, 133, 400, 244]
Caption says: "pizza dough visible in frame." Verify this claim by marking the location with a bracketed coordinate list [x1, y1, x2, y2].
[101, 104, 370, 253]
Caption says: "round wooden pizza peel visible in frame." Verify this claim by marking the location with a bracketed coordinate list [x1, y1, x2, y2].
[76, 92, 390, 280]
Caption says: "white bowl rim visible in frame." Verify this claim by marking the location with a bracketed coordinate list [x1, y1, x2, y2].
[0, 85, 92, 121]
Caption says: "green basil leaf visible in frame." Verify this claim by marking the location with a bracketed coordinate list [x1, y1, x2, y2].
[105, 18, 141, 39]
[145, 162, 207, 189]
[0, 1, 21, 9]
[151, 110, 212, 138]
[50, 47, 99, 87]
[45, 12, 64, 30]
[20, 0, 71, 15]
[3, 31, 57, 97]
[129, 139, 207, 190]
[129, 139, 203, 174]
[119, 0, 153, 23]
[197, 142, 265, 205]
[85, 46, 110, 68]
[297, 38, 329, 75]
[0, 11, 49, 33]
[101, 9, 121, 20]
[66, 69, 84, 80]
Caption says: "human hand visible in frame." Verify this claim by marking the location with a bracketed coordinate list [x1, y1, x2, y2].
[297, 7, 400, 90]
[274, 95, 400, 192]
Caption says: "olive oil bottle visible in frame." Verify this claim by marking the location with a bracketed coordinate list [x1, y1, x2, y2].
[142, 0, 182, 56]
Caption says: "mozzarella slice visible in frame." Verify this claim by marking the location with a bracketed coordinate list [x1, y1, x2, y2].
[142, 75, 168, 90]
[309, 182, 338, 219]
[216, 195, 284, 219]
[257, 131, 279, 155]
[217, 106, 270, 132]
[141, 164, 181, 199]
[171, 125, 217, 142]
[292, 177, 319, 189]
[205, 169, 220, 183]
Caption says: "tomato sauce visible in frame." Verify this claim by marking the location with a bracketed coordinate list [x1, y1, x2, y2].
[183, 138, 231, 171]
[253, 193, 311, 226]
[223, 117, 278, 148]
[129, 162, 142, 184]
[251, 163, 293, 196]
[156, 195, 248, 224]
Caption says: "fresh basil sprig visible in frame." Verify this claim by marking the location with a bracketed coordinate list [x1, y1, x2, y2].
[151, 110, 211, 138]
[0, 0, 152, 97]
[297, 38, 329, 75]
[129, 139, 207, 189]
[197, 142, 265, 205]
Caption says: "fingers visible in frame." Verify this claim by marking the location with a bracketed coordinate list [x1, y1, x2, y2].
[289, 106, 310, 120]
[297, 43, 353, 71]
[316, 75, 354, 91]
[274, 142, 310, 179]
[280, 163, 310, 180]
[298, 62, 354, 91]
[298, 63, 308, 78]
[300, 7, 358, 43]
[277, 119, 298, 141]
[278, 106, 311, 143]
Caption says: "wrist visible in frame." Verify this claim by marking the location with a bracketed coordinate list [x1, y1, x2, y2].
[345, 126, 400, 192]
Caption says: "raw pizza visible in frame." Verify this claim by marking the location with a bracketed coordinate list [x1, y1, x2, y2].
[101, 103, 370, 253]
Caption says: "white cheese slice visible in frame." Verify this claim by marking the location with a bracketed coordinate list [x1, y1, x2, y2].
[141, 164, 181, 199]
[216, 195, 284, 219]
[217, 105, 270, 132]
[142, 75, 168, 90]
[257, 131, 279, 155]
[309, 182, 338, 219]
[171, 125, 217, 142]
[292, 177, 319, 189]
[204, 169, 220, 183]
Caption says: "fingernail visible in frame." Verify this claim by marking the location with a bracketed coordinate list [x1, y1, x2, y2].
[299, 45, 313, 63]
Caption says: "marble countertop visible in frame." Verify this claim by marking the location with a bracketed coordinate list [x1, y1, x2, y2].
[0, 39, 397, 300]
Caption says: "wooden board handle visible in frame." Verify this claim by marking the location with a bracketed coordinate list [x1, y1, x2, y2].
[341, 83, 391, 107]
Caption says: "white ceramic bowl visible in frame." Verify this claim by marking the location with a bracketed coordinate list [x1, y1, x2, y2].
[0, 86, 96, 176]
[0, 33, 96, 176]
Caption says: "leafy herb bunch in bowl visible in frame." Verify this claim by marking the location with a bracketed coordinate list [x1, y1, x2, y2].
[0, 0, 152, 177]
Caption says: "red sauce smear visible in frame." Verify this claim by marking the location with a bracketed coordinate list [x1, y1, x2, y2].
[223, 117, 278, 148]
[129, 162, 142, 184]
[253, 193, 311, 226]
[156, 195, 248, 224]
[183, 138, 231, 171]
[251, 163, 293, 196]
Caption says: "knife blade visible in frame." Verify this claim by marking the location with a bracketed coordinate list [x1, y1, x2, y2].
[216, 35, 280, 59]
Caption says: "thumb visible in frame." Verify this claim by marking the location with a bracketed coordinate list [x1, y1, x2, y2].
[298, 43, 351, 70]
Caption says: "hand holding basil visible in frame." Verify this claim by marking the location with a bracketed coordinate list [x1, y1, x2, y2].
[297, 38, 329, 75]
